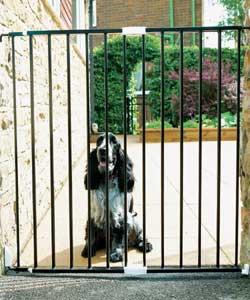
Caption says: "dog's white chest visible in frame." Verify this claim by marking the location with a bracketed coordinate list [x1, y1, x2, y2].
[91, 178, 131, 227]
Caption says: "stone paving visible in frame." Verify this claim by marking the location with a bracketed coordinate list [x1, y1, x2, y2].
[0, 272, 249, 300]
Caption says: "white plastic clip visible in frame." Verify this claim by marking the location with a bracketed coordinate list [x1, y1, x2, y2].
[28, 267, 33, 274]
[4, 246, 13, 267]
[242, 264, 249, 276]
[122, 27, 146, 36]
[22, 31, 28, 36]
[124, 265, 147, 275]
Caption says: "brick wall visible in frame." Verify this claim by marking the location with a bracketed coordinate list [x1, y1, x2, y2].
[91, 0, 202, 45]
[0, 0, 87, 266]
[61, 0, 72, 28]
[95, 0, 202, 28]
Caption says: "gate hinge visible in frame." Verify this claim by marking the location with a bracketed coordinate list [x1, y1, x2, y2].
[4, 246, 13, 267]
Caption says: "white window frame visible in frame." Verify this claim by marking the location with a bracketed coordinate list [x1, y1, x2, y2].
[92, 0, 97, 27]
[48, 0, 60, 16]
[72, 0, 85, 51]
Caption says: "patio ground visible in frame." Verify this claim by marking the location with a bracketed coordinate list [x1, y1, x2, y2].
[0, 272, 249, 300]
[18, 138, 240, 268]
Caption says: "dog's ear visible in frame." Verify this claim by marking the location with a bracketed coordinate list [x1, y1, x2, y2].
[117, 147, 135, 193]
[84, 148, 101, 190]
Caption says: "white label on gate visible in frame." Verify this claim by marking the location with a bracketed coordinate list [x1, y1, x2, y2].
[124, 265, 147, 275]
[122, 27, 146, 35]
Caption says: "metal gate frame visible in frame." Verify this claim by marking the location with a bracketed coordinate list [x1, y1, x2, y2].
[0, 26, 246, 274]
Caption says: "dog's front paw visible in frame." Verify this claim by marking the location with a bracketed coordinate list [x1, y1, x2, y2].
[138, 241, 153, 253]
[81, 245, 96, 258]
[110, 249, 123, 262]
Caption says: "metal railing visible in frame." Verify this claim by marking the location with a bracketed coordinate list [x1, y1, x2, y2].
[0, 25, 245, 274]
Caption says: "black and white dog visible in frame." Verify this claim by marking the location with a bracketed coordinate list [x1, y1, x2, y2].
[81, 132, 152, 262]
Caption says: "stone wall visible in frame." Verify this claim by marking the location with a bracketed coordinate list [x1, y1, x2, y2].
[241, 1, 250, 265]
[0, 0, 86, 266]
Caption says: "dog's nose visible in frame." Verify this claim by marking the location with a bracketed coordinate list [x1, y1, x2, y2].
[99, 148, 106, 156]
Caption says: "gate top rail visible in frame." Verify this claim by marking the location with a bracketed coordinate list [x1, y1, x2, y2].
[1, 25, 250, 40]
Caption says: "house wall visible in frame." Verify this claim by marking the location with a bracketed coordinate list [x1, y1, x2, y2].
[0, 0, 86, 268]
[95, 0, 202, 29]
[61, 0, 73, 28]
[91, 0, 202, 46]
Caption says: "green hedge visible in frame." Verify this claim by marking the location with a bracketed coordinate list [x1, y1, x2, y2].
[93, 35, 244, 133]
[93, 35, 160, 133]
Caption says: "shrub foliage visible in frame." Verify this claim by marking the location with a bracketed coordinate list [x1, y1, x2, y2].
[93, 35, 160, 133]
[92, 35, 244, 133]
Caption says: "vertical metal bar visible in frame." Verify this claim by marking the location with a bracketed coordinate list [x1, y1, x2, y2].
[169, 0, 175, 45]
[12, 36, 20, 268]
[123, 35, 128, 266]
[48, 34, 55, 268]
[235, 29, 241, 267]
[66, 34, 73, 269]
[88, 0, 95, 124]
[142, 34, 146, 267]
[198, 30, 203, 268]
[85, 33, 92, 269]
[216, 29, 222, 268]
[160, 31, 165, 268]
[191, 0, 196, 45]
[179, 30, 184, 269]
[104, 33, 110, 269]
[29, 35, 37, 268]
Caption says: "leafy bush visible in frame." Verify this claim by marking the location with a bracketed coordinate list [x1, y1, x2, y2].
[183, 119, 199, 128]
[145, 112, 238, 129]
[146, 119, 173, 129]
[93, 35, 244, 133]
[169, 59, 236, 126]
[146, 46, 244, 126]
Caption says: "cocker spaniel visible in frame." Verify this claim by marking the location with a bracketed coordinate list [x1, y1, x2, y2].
[81, 132, 153, 262]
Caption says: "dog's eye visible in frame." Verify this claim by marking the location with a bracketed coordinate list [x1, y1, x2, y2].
[110, 136, 117, 144]
[96, 136, 104, 146]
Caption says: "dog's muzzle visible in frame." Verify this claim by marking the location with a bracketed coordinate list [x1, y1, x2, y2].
[97, 148, 115, 173]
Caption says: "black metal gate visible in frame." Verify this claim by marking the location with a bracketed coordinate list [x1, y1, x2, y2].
[0, 26, 245, 274]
